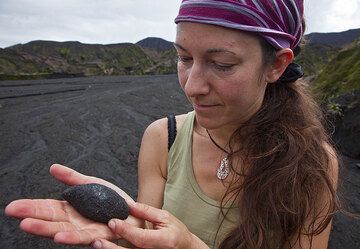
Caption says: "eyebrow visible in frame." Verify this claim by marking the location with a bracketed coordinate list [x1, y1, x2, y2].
[173, 43, 236, 55]
[173, 42, 187, 51]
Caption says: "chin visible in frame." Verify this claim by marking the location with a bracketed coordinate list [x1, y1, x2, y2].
[194, 111, 223, 130]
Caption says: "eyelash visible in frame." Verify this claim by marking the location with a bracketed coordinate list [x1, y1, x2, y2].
[177, 55, 192, 63]
[212, 63, 235, 72]
[177, 56, 235, 72]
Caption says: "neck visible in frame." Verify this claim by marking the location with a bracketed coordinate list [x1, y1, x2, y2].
[194, 120, 239, 149]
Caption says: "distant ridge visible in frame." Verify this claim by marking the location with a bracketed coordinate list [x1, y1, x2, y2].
[136, 37, 173, 52]
[1, 28, 360, 81]
[295, 28, 360, 77]
[306, 28, 360, 47]
[0, 40, 156, 80]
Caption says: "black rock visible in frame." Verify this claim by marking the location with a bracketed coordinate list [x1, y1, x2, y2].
[326, 90, 360, 159]
[62, 183, 129, 223]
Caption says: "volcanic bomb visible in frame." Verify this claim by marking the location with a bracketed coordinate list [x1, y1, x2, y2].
[62, 183, 129, 223]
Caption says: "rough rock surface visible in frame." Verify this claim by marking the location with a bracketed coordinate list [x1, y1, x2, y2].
[327, 90, 360, 159]
[62, 183, 129, 223]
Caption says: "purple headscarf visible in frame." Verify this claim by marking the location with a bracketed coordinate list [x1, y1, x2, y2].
[175, 0, 304, 50]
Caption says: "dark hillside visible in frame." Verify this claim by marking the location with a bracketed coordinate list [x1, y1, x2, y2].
[310, 38, 360, 159]
[136, 37, 177, 75]
[0, 40, 155, 80]
[312, 39, 360, 100]
[306, 28, 360, 47]
[296, 28, 360, 78]
[136, 37, 173, 52]
[294, 43, 339, 77]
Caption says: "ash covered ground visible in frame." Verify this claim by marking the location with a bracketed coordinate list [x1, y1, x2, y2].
[0, 75, 358, 248]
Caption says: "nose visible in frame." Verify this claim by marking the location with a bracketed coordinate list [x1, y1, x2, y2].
[182, 62, 210, 98]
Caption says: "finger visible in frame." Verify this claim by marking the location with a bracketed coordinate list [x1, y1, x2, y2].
[127, 202, 169, 224]
[50, 164, 91, 186]
[20, 218, 75, 238]
[54, 228, 113, 245]
[108, 219, 161, 248]
[21, 220, 112, 245]
[91, 239, 128, 249]
[5, 199, 69, 221]
[50, 164, 112, 186]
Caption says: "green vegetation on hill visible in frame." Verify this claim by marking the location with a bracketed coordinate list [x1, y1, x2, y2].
[294, 44, 338, 77]
[311, 39, 360, 101]
[143, 48, 177, 75]
[0, 41, 156, 80]
[134, 37, 177, 75]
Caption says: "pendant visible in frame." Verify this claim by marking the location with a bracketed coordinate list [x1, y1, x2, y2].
[217, 157, 230, 180]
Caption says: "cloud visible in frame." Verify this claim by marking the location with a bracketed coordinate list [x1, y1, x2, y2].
[305, 0, 360, 34]
[0, 0, 179, 48]
[326, 0, 360, 31]
[0, 0, 359, 48]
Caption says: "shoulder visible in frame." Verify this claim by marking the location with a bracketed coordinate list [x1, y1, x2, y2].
[142, 117, 168, 145]
[136, 113, 190, 207]
[139, 113, 189, 173]
[142, 113, 189, 143]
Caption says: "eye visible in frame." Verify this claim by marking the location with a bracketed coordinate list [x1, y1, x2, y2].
[177, 55, 193, 64]
[212, 62, 235, 72]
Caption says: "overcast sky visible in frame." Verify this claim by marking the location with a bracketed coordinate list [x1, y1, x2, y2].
[1, 0, 359, 48]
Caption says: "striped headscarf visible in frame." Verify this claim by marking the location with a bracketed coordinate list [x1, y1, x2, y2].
[175, 0, 304, 50]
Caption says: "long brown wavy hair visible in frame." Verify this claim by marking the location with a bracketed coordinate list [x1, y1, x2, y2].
[217, 34, 339, 249]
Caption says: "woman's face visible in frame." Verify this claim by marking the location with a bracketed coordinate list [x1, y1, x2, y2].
[175, 22, 273, 131]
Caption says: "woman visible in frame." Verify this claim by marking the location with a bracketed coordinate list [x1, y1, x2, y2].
[5, 1, 339, 248]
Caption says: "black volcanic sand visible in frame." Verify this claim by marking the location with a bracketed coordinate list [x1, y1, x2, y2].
[0, 75, 359, 249]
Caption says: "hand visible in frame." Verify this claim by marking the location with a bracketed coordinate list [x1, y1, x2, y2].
[90, 202, 210, 249]
[5, 164, 143, 245]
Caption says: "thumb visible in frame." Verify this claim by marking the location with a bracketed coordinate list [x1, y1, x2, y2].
[91, 239, 128, 249]
[126, 201, 169, 224]
[108, 219, 160, 248]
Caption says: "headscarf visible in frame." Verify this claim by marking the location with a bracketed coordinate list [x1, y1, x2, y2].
[175, 0, 304, 50]
[175, 0, 305, 82]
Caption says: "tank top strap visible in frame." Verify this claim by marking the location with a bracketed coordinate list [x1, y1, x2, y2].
[167, 111, 195, 177]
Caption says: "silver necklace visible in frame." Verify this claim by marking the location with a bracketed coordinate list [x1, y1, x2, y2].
[206, 129, 231, 180]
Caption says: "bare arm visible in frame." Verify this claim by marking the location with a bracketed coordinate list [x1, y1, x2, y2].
[136, 118, 169, 209]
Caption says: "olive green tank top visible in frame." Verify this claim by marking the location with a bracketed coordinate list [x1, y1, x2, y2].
[162, 111, 239, 249]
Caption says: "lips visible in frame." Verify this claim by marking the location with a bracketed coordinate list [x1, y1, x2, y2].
[194, 103, 218, 107]
[192, 103, 221, 112]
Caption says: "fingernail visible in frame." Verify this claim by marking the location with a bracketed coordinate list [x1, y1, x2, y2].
[108, 220, 116, 230]
[91, 240, 102, 249]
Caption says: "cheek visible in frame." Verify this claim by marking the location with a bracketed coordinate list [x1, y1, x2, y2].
[177, 65, 188, 90]
[217, 77, 265, 107]
[216, 76, 249, 99]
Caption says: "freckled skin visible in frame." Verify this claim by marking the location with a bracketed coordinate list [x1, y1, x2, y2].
[175, 22, 272, 136]
[62, 183, 129, 223]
